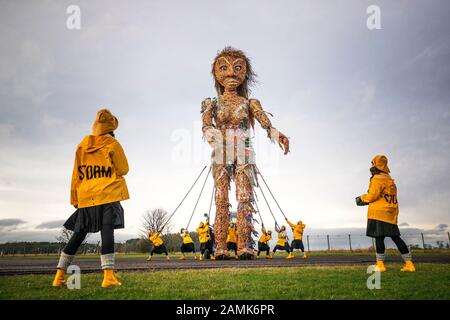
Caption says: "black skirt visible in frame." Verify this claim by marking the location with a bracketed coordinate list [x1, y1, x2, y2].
[258, 242, 270, 251]
[63, 202, 125, 233]
[291, 239, 304, 249]
[181, 243, 195, 253]
[366, 219, 400, 237]
[152, 244, 168, 254]
[227, 242, 237, 251]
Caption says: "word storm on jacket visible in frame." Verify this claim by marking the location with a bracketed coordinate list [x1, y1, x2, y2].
[78, 165, 112, 180]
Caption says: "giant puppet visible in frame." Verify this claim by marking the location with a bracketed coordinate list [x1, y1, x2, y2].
[201, 47, 290, 259]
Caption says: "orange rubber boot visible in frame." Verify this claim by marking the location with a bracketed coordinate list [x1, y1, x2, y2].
[101, 269, 122, 288]
[375, 260, 387, 272]
[400, 260, 416, 272]
[52, 269, 66, 287]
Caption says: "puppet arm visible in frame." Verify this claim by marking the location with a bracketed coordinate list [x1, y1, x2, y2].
[249, 99, 290, 154]
[201, 98, 222, 146]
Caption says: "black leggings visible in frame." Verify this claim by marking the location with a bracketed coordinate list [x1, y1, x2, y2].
[63, 224, 115, 255]
[375, 236, 409, 254]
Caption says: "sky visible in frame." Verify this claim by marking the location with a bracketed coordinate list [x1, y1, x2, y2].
[0, 0, 449, 244]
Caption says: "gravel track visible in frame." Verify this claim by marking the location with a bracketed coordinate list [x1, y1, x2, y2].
[1, 255, 449, 276]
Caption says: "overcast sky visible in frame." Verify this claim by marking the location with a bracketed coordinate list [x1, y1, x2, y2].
[0, 0, 449, 243]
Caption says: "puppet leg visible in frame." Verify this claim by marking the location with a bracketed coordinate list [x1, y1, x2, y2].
[213, 164, 230, 257]
[235, 165, 255, 258]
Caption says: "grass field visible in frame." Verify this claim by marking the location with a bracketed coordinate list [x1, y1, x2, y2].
[0, 263, 448, 300]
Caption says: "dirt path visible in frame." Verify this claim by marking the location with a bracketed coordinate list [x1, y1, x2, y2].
[1, 254, 449, 275]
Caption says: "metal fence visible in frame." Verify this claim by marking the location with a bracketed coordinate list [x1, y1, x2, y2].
[303, 232, 450, 252]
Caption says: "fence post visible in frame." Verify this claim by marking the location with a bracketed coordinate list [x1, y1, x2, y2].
[348, 234, 353, 252]
[421, 233, 426, 250]
[327, 235, 330, 251]
[307, 235, 310, 252]
[448, 232, 450, 249]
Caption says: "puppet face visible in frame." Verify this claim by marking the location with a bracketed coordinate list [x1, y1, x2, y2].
[214, 55, 247, 92]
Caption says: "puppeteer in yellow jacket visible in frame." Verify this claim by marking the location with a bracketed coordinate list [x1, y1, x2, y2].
[258, 226, 272, 244]
[196, 221, 210, 244]
[226, 225, 238, 244]
[70, 110, 129, 208]
[182, 231, 194, 244]
[356, 155, 415, 272]
[148, 232, 164, 247]
[53, 109, 128, 289]
[359, 157, 399, 225]
[286, 219, 305, 240]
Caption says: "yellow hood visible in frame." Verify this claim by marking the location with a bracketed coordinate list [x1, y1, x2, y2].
[92, 109, 118, 136]
[78, 135, 116, 153]
[372, 155, 390, 173]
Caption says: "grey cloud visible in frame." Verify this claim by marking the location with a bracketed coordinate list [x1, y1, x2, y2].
[0, 229, 137, 243]
[35, 220, 65, 230]
[435, 224, 448, 231]
[0, 218, 26, 229]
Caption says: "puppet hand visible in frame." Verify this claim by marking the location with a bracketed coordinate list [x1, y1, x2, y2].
[268, 128, 290, 155]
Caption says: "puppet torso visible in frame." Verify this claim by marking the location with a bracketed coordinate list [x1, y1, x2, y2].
[215, 95, 250, 131]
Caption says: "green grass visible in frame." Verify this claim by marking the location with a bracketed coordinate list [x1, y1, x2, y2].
[0, 263, 448, 300]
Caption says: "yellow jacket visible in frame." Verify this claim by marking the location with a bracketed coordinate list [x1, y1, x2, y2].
[287, 220, 305, 240]
[226, 227, 238, 243]
[196, 223, 210, 244]
[148, 232, 164, 247]
[70, 135, 129, 208]
[276, 231, 287, 246]
[258, 227, 271, 244]
[182, 233, 194, 244]
[361, 173, 399, 225]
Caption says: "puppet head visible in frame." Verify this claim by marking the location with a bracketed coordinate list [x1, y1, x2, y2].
[212, 47, 256, 98]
